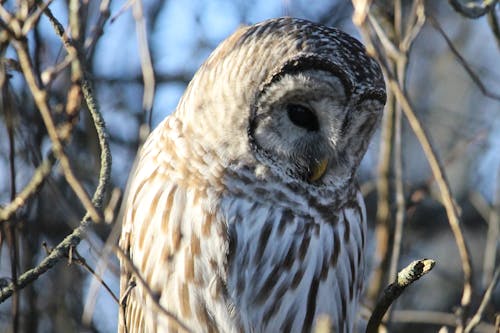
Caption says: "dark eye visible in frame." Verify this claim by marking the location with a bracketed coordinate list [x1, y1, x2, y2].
[286, 104, 319, 132]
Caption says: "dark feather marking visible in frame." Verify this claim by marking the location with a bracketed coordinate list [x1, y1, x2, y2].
[252, 265, 281, 305]
[278, 209, 293, 235]
[349, 254, 356, 300]
[338, 274, 347, 322]
[291, 269, 305, 289]
[302, 277, 319, 333]
[307, 195, 336, 225]
[357, 246, 362, 268]
[330, 230, 340, 267]
[342, 209, 351, 242]
[320, 250, 330, 281]
[298, 226, 311, 260]
[280, 303, 298, 332]
[282, 241, 296, 270]
[254, 222, 272, 265]
[263, 281, 289, 324]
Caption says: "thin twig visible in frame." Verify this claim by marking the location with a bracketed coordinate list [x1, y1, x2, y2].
[464, 267, 500, 333]
[81, 219, 123, 326]
[367, 13, 401, 60]
[428, 15, 500, 102]
[389, 104, 404, 282]
[132, 0, 156, 131]
[84, 0, 112, 55]
[367, 88, 394, 304]
[0, 156, 55, 222]
[482, 165, 500, 288]
[366, 259, 436, 333]
[353, 4, 474, 328]
[13, 40, 102, 222]
[0, 77, 111, 302]
[70, 247, 119, 304]
[40, 53, 75, 85]
[400, 1, 426, 52]
[0, 31, 111, 302]
[387, 77, 474, 317]
[388, 1, 425, 288]
[115, 245, 194, 333]
[21, 0, 53, 35]
[0, 5, 20, 37]
[2, 58, 20, 333]
[469, 191, 493, 222]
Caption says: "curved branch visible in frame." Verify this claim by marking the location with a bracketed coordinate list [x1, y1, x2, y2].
[366, 259, 436, 333]
[387, 77, 474, 312]
[448, 0, 498, 19]
[488, 7, 500, 50]
[0, 77, 111, 303]
[464, 267, 500, 333]
[0, 155, 55, 222]
[429, 15, 500, 102]
[353, 4, 474, 326]
[0, 5, 111, 302]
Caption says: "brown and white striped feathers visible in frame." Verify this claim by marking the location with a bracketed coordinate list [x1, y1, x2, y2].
[119, 17, 386, 333]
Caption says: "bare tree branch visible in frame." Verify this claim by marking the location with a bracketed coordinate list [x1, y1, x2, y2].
[0, 156, 55, 222]
[366, 259, 436, 333]
[428, 15, 500, 102]
[0, 77, 111, 303]
[353, 3, 475, 330]
[0, 2, 111, 301]
[448, 0, 498, 19]
[133, 0, 156, 131]
[115, 245, 194, 333]
[482, 166, 500, 287]
[464, 267, 500, 333]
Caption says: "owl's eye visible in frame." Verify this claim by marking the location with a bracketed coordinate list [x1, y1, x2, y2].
[286, 104, 319, 132]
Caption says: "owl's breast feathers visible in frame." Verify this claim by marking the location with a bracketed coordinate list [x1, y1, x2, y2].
[222, 164, 366, 333]
[120, 115, 367, 333]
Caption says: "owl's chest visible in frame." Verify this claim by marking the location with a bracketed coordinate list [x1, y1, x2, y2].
[221, 190, 366, 333]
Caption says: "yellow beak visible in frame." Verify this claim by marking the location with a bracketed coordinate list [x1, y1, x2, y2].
[308, 158, 328, 182]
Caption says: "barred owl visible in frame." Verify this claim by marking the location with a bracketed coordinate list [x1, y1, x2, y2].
[119, 17, 386, 333]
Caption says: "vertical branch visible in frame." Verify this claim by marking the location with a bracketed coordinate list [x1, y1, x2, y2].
[387, 78, 473, 330]
[464, 267, 500, 333]
[367, 89, 394, 303]
[389, 100, 404, 281]
[482, 165, 500, 287]
[354, 1, 473, 330]
[133, 0, 156, 132]
[2, 55, 20, 333]
[387, 0, 424, 286]
[388, 1, 406, 284]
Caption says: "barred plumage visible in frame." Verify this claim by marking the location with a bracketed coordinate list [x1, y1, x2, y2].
[119, 17, 385, 333]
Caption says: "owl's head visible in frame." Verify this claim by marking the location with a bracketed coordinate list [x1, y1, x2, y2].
[177, 18, 386, 188]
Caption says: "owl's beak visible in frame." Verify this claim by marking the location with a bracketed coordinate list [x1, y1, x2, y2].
[308, 158, 328, 182]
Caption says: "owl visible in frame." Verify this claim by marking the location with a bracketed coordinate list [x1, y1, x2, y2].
[119, 17, 386, 333]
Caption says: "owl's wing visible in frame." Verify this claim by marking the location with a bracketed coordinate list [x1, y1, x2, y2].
[118, 117, 231, 333]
